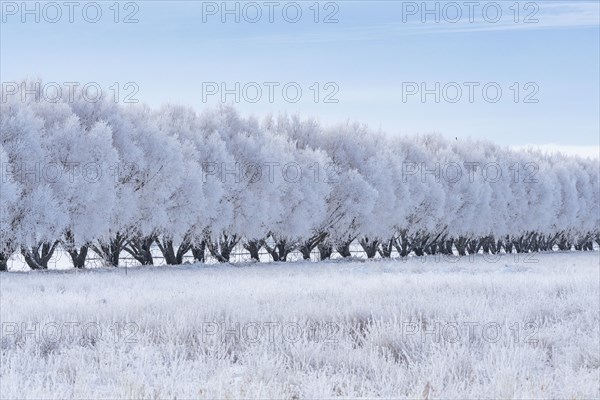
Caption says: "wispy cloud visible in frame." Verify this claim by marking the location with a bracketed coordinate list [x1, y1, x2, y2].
[197, 1, 600, 45]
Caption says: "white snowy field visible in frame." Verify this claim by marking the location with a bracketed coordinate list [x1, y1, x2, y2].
[1, 252, 599, 399]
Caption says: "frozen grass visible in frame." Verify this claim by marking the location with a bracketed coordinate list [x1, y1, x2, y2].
[1, 252, 599, 399]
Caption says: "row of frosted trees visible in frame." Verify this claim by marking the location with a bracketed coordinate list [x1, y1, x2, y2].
[1, 83, 598, 270]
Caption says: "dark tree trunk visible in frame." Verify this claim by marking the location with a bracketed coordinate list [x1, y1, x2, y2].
[575, 233, 594, 252]
[540, 234, 555, 252]
[91, 232, 127, 267]
[0, 252, 10, 271]
[191, 240, 206, 263]
[525, 232, 536, 252]
[299, 244, 312, 260]
[275, 240, 291, 261]
[62, 230, 89, 268]
[124, 235, 156, 265]
[439, 238, 454, 255]
[299, 232, 328, 260]
[466, 239, 481, 255]
[68, 246, 88, 269]
[21, 241, 60, 270]
[412, 231, 443, 257]
[455, 237, 468, 256]
[1, 241, 15, 271]
[413, 246, 425, 257]
[513, 232, 533, 253]
[537, 235, 547, 252]
[530, 233, 540, 252]
[513, 237, 522, 253]
[318, 241, 333, 260]
[262, 238, 294, 262]
[359, 237, 379, 258]
[393, 231, 411, 257]
[64, 236, 88, 270]
[557, 235, 571, 251]
[482, 237, 490, 254]
[378, 237, 395, 258]
[503, 235, 514, 253]
[413, 233, 427, 256]
[481, 236, 498, 254]
[490, 237, 499, 254]
[206, 233, 239, 263]
[336, 238, 354, 258]
[156, 237, 192, 265]
[243, 240, 262, 261]
[427, 242, 438, 255]
[496, 238, 504, 253]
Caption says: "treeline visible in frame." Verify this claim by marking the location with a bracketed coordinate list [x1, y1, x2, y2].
[0, 81, 598, 270]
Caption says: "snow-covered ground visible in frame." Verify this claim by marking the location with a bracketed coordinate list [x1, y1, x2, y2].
[1, 252, 599, 399]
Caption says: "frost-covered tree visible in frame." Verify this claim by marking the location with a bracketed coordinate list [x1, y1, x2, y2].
[197, 106, 274, 262]
[1, 83, 598, 270]
[26, 98, 119, 268]
[0, 145, 21, 270]
[0, 91, 66, 269]
[261, 115, 331, 261]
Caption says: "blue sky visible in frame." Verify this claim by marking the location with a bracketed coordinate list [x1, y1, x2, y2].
[1, 1, 599, 154]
